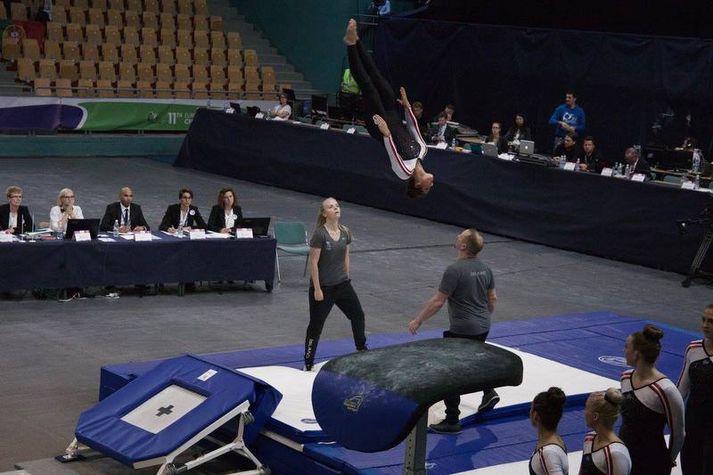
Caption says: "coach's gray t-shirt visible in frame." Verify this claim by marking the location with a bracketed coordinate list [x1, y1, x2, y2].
[309, 225, 352, 287]
[438, 257, 494, 335]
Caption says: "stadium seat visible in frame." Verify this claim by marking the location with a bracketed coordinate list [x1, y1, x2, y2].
[87, 8, 105, 26]
[92, 0, 108, 11]
[193, 47, 209, 66]
[194, 15, 208, 32]
[160, 0, 176, 15]
[34, 78, 53, 96]
[192, 65, 208, 83]
[120, 44, 138, 63]
[175, 46, 191, 65]
[159, 28, 176, 48]
[52, 6, 68, 24]
[106, 9, 123, 27]
[69, 7, 86, 25]
[62, 41, 81, 61]
[227, 81, 242, 98]
[74, 0, 90, 10]
[16, 57, 36, 82]
[55, 0, 71, 8]
[0, 3, 7, 20]
[173, 81, 190, 99]
[160, 13, 175, 30]
[116, 79, 134, 97]
[79, 60, 97, 80]
[144, 0, 159, 13]
[139, 45, 156, 63]
[227, 48, 242, 66]
[82, 42, 100, 61]
[209, 82, 227, 99]
[119, 62, 136, 81]
[142, 11, 158, 30]
[96, 79, 115, 97]
[210, 47, 226, 66]
[177, 29, 193, 48]
[157, 45, 174, 64]
[101, 43, 119, 62]
[77, 78, 95, 97]
[194, 30, 209, 48]
[11, 2, 27, 21]
[194, 0, 208, 15]
[226, 65, 243, 84]
[59, 60, 79, 80]
[108, 0, 124, 11]
[176, 13, 191, 31]
[209, 16, 223, 32]
[244, 49, 258, 67]
[46, 22, 64, 42]
[192, 81, 209, 99]
[44, 40, 62, 60]
[210, 31, 225, 49]
[125, 10, 140, 29]
[98, 61, 117, 81]
[38, 59, 58, 79]
[155, 80, 171, 98]
[105, 25, 121, 45]
[22, 39, 41, 61]
[226, 32, 242, 50]
[174, 63, 190, 81]
[244, 66, 259, 83]
[126, 0, 142, 12]
[136, 80, 154, 97]
[156, 63, 172, 82]
[66, 23, 84, 42]
[261, 66, 276, 84]
[55, 78, 73, 97]
[177, 0, 192, 15]
[141, 27, 158, 46]
[137, 62, 155, 81]
[85, 24, 102, 44]
[209, 65, 226, 85]
[123, 26, 140, 46]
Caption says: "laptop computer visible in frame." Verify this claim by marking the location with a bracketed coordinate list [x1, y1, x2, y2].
[519, 140, 534, 156]
[237, 217, 271, 237]
[65, 218, 100, 240]
[482, 142, 499, 157]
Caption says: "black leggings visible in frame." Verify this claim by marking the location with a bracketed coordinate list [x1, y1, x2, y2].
[347, 40, 400, 141]
[443, 330, 490, 423]
[304, 280, 367, 365]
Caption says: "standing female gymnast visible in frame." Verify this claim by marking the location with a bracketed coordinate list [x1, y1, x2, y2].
[529, 387, 569, 475]
[677, 304, 713, 475]
[304, 197, 367, 371]
[579, 388, 632, 475]
[344, 19, 434, 198]
[619, 324, 685, 475]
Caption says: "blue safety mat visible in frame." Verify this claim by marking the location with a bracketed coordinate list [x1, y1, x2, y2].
[78, 355, 282, 467]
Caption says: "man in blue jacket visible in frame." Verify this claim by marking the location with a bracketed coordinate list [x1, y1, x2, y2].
[549, 90, 586, 151]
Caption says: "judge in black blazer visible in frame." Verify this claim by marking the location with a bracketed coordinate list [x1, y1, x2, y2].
[207, 187, 243, 233]
[0, 185, 33, 235]
[99, 187, 150, 232]
[159, 188, 207, 232]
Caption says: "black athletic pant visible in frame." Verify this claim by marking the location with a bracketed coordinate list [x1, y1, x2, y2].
[681, 417, 713, 475]
[304, 280, 367, 365]
[347, 40, 400, 141]
[443, 330, 490, 423]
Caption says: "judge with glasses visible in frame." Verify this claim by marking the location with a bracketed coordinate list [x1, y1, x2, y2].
[0, 186, 33, 235]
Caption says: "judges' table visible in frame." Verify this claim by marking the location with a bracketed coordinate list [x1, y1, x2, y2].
[0, 233, 276, 292]
[176, 109, 713, 274]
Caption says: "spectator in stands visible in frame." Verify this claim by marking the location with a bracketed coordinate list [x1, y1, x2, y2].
[370, 0, 391, 17]
[0, 185, 32, 235]
[49, 188, 84, 233]
[619, 324, 684, 474]
[344, 19, 433, 198]
[408, 228, 499, 434]
[549, 90, 586, 151]
[159, 188, 207, 233]
[269, 93, 292, 121]
[578, 136, 608, 173]
[503, 113, 531, 149]
[429, 112, 457, 145]
[35, 0, 52, 23]
[304, 197, 367, 371]
[411, 101, 428, 137]
[677, 303, 713, 475]
[529, 387, 569, 475]
[553, 132, 581, 163]
[624, 147, 651, 175]
[486, 121, 507, 154]
[99, 187, 149, 233]
[207, 187, 243, 234]
[580, 388, 632, 475]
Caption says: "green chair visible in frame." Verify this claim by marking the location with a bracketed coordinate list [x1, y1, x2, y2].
[274, 221, 310, 282]
[663, 175, 683, 185]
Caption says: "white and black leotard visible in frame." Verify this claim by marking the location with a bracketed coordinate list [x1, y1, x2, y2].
[677, 339, 713, 475]
[528, 443, 568, 475]
[618, 370, 684, 475]
[579, 432, 631, 475]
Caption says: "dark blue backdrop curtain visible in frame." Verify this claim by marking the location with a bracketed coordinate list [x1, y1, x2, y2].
[372, 19, 713, 160]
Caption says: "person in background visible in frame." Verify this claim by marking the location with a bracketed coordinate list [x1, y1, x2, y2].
[49, 188, 84, 233]
[207, 187, 243, 233]
[304, 197, 367, 371]
[486, 121, 507, 154]
[370, 0, 391, 17]
[529, 387, 569, 475]
[429, 111, 457, 145]
[100, 187, 149, 232]
[578, 136, 608, 173]
[411, 101, 428, 137]
[269, 93, 292, 121]
[624, 147, 651, 175]
[579, 388, 632, 475]
[677, 303, 713, 475]
[619, 324, 685, 474]
[0, 185, 32, 235]
[503, 113, 531, 149]
[549, 90, 586, 151]
[159, 188, 206, 233]
[442, 103, 455, 122]
[554, 132, 581, 163]
[408, 228, 498, 434]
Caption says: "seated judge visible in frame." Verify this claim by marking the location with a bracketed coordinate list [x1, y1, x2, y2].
[159, 188, 207, 233]
[624, 147, 651, 176]
[99, 187, 149, 232]
[577, 136, 608, 173]
[503, 113, 532, 146]
[0, 185, 32, 235]
[429, 112, 457, 145]
[553, 132, 581, 162]
[49, 188, 84, 233]
[486, 121, 507, 154]
[269, 92, 292, 121]
[411, 101, 429, 137]
[207, 187, 243, 233]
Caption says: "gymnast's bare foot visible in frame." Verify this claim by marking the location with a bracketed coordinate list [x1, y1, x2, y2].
[344, 18, 359, 45]
[373, 114, 391, 138]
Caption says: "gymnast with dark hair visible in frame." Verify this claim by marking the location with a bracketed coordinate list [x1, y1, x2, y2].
[619, 324, 685, 475]
[677, 303, 713, 475]
[529, 386, 569, 475]
[580, 388, 632, 475]
[343, 19, 434, 198]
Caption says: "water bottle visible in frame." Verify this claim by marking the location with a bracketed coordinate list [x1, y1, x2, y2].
[112, 219, 119, 237]
[694, 174, 700, 190]
[451, 138, 457, 149]
[176, 224, 183, 238]
[692, 149, 701, 173]
[575, 158, 581, 172]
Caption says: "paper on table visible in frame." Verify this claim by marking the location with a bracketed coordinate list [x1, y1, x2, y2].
[98, 237, 116, 242]
[206, 232, 232, 239]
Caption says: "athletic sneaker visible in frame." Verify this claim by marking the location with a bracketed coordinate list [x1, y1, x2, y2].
[428, 420, 462, 434]
[478, 389, 500, 413]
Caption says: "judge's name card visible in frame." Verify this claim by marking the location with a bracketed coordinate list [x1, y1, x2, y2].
[73, 230, 91, 241]
[631, 173, 646, 182]
[600, 167, 613, 177]
[235, 228, 254, 239]
[563, 162, 576, 171]
[0, 233, 14, 242]
[189, 229, 206, 240]
[134, 231, 153, 242]
[320, 122, 331, 130]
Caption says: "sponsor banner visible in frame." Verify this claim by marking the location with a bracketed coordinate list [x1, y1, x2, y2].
[0, 97, 276, 132]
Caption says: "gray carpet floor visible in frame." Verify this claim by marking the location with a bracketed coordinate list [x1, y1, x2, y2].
[0, 157, 709, 473]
